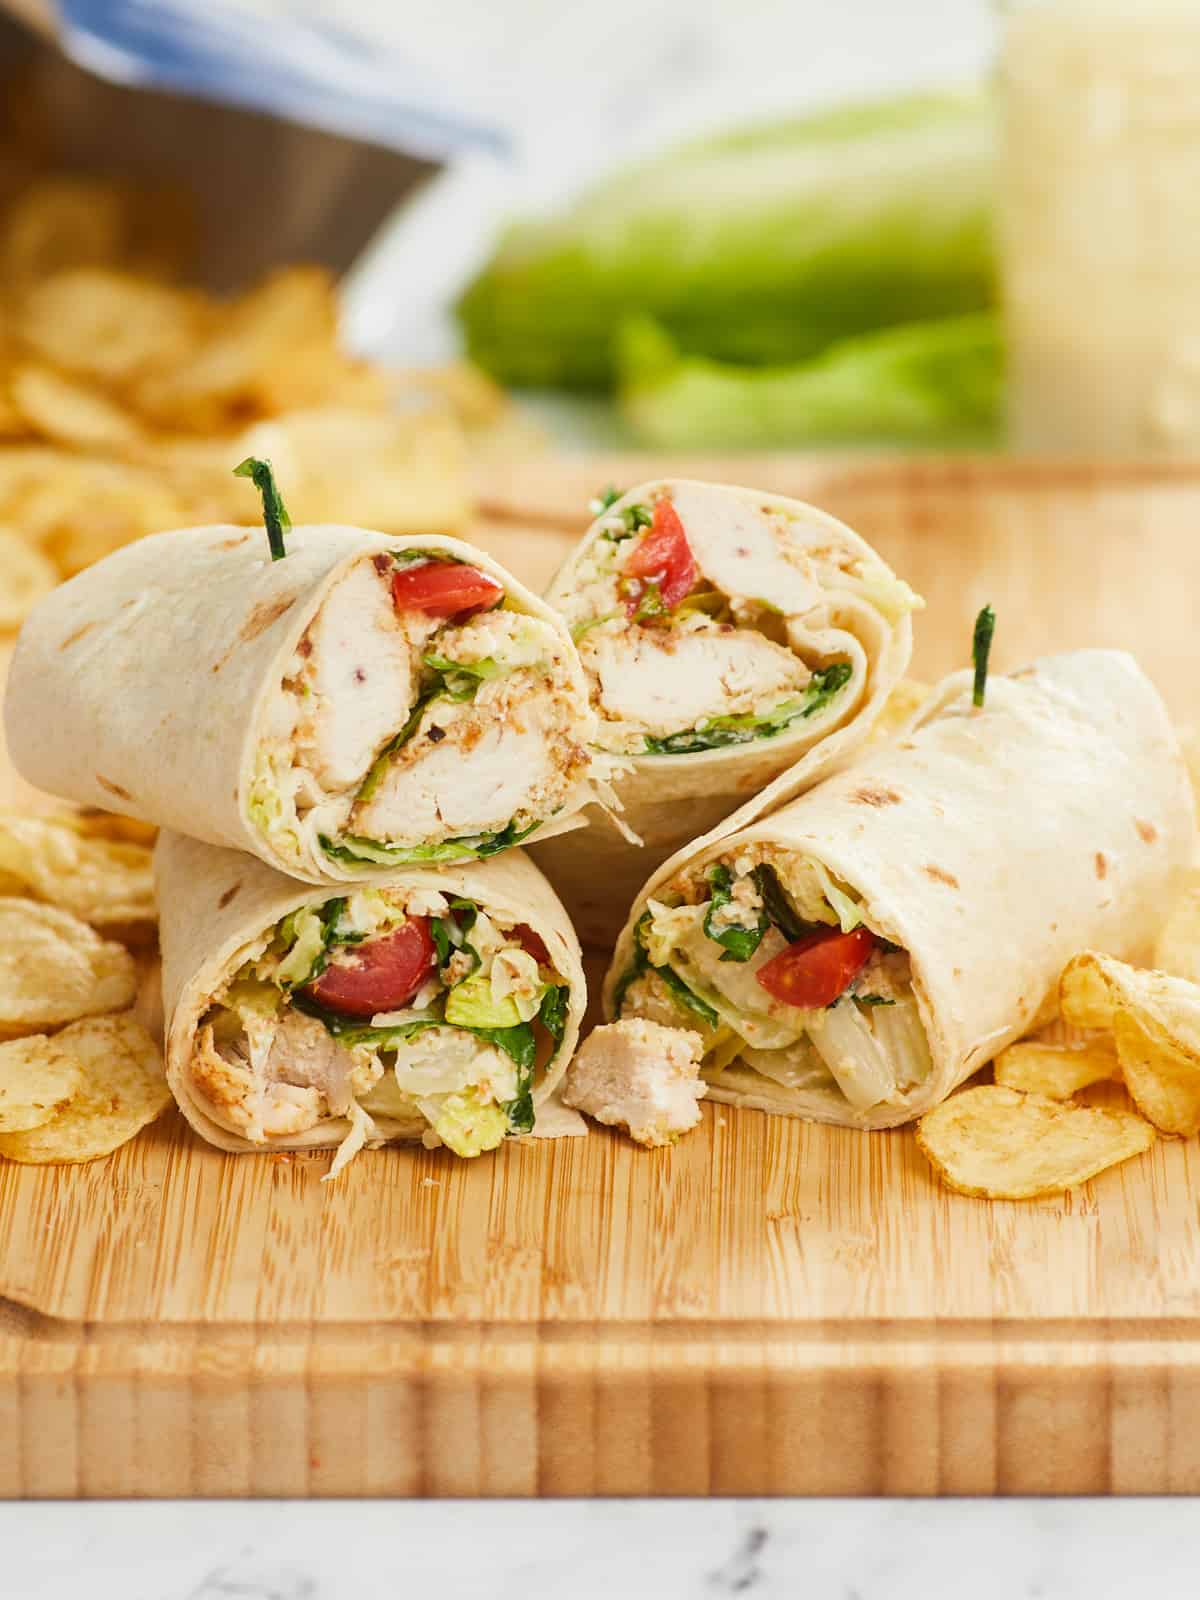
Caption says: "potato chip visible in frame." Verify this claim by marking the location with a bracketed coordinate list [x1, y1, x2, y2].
[9, 363, 143, 451]
[1154, 870, 1200, 984]
[236, 408, 469, 534]
[1059, 951, 1119, 1030]
[0, 525, 56, 627]
[916, 1084, 1155, 1200]
[0, 1033, 82, 1132]
[70, 808, 158, 848]
[0, 815, 154, 928]
[1113, 1008, 1200, 1137]
[0, 180, 125, 293]
[0, 1013, 169, 1163]
[15, 268, 200, 387]
[1179, 726, 1200, 829]
[132, 266, 337, 431]
[0, 897, 136, 1030]
[867, 677, 933, 746]
[1059, 950, 1200, 1135]
[993, 1039, 1120, 1100]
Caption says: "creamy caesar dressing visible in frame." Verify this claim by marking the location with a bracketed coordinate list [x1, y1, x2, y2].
[248, 550, 594, 870]
[191, 886, 570, 1164]
[615, 849, 932, 1113]
[557, 486, 918, 758]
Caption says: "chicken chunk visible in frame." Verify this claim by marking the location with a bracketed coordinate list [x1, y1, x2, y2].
[585, 625, 810, 743]
[669, 482, 824, 613]
[292, 557, 432, 794]
[562, 1019, 707, 1147]
[351, 672, 584, 847]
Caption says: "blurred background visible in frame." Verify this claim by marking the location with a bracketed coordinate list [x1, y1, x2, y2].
[0, 0, 1193, 618]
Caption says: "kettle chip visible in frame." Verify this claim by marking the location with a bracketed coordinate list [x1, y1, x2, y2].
[1061, 951, 1200, 1136]
[0, 814, 155, 930]
[992, 1039, 1121, 1101]
[0, 897, 136, 1031]
[916, 1084, 1155, 1200]
[0, 1013, 170, 1164]
[0, 1034, 84, 1132]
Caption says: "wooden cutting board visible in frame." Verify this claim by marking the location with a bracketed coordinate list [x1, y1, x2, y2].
[4, 454, 1200, 1498]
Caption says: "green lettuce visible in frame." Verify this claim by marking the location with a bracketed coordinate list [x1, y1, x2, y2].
[457, 89, 994, 391]
[643, 662, 852, 756]
[618, 312, 1002, 449]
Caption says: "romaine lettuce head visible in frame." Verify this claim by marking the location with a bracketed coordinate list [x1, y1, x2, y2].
[457, 88, 994, 390]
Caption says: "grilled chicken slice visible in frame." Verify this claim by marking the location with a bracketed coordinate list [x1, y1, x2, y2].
[584, 624, 811, 742]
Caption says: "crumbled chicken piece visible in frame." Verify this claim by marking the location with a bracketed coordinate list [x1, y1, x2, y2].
[851, 947, 912, 1003]
[562, 1019, 707, 1147]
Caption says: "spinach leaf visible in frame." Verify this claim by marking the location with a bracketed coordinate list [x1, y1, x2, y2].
[538, 982, 569, 1047]
[752, 864, 809, 942]
[612, 911, 719, 1026]
[702, 864, 768, 963]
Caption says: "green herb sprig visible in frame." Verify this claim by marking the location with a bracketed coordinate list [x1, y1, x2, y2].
[233, 457, 290, 561]
[972, 604, 995, 708]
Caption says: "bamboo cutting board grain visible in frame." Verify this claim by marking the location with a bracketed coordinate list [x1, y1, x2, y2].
[5, 455, 1200, 1497]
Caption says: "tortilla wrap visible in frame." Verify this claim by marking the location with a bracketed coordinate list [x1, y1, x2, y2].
[6, 523, 597, 885]
[157, 831, 587, 1160]
[531, 479, 916, 944]
[605, 650, 1195, 1129]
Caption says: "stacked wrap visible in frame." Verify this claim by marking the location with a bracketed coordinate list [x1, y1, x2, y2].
[158, 832, 586, 1157]
[606, 651, 1195, 1128]
[534, 479, 917, 943]
[5, 523, 596, 884]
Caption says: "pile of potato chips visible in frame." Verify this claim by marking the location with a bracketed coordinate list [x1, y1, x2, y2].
[0, 174, 535, 629]
[0, 809, 168, 1165]
[918, 870, 1200, 1200]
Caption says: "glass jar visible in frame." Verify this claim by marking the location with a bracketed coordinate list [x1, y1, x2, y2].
[999, 0, 1200, 453]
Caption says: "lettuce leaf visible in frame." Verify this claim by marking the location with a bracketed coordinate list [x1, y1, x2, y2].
[618, 312, 1002, 449]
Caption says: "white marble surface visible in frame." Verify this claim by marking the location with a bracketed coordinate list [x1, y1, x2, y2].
[4, 1500, 1200, 1598]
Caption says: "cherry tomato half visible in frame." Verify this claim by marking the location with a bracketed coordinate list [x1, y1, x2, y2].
[623, 499, 697, 615]
[304, 918, 436, 1017]
[755, 926, 876, 1010]
[511, 922, 551, 967]
[391, 561, 504, 619]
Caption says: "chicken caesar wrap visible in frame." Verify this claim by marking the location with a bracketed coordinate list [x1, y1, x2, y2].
[533, 479, 918, 943]
[157, 832, 586, 1168]
[604, 651, 1195, 1129]
[6, 524, 602, 885]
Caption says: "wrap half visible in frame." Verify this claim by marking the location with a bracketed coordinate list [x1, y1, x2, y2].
[604, 650, 1195, 1129]
[533, 479, 918, 943]
[157, 832, 586, 1164]
[6, 524, 599, 884]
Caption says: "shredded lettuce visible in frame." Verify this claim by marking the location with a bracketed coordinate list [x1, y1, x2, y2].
[425, 1088, 508, 1158]
[614, 910, 719, 1027]
[319, 816, 542, 870]
[643, 662, 851, 756]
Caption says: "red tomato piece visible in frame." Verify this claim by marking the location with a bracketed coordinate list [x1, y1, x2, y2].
[391, 561, 503, 619]
[304, 918, 436, 1017]
[511, 922, 551, 966]
[623, 499, 697, 614]
[755, 926, 876, 1010]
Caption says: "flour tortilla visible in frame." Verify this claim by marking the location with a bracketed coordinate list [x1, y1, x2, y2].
[532, 480, 914, 944]
[5, 523, 590, 885]
[604, 650, 1196, 1128]
[157, 831, 587, 1155]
